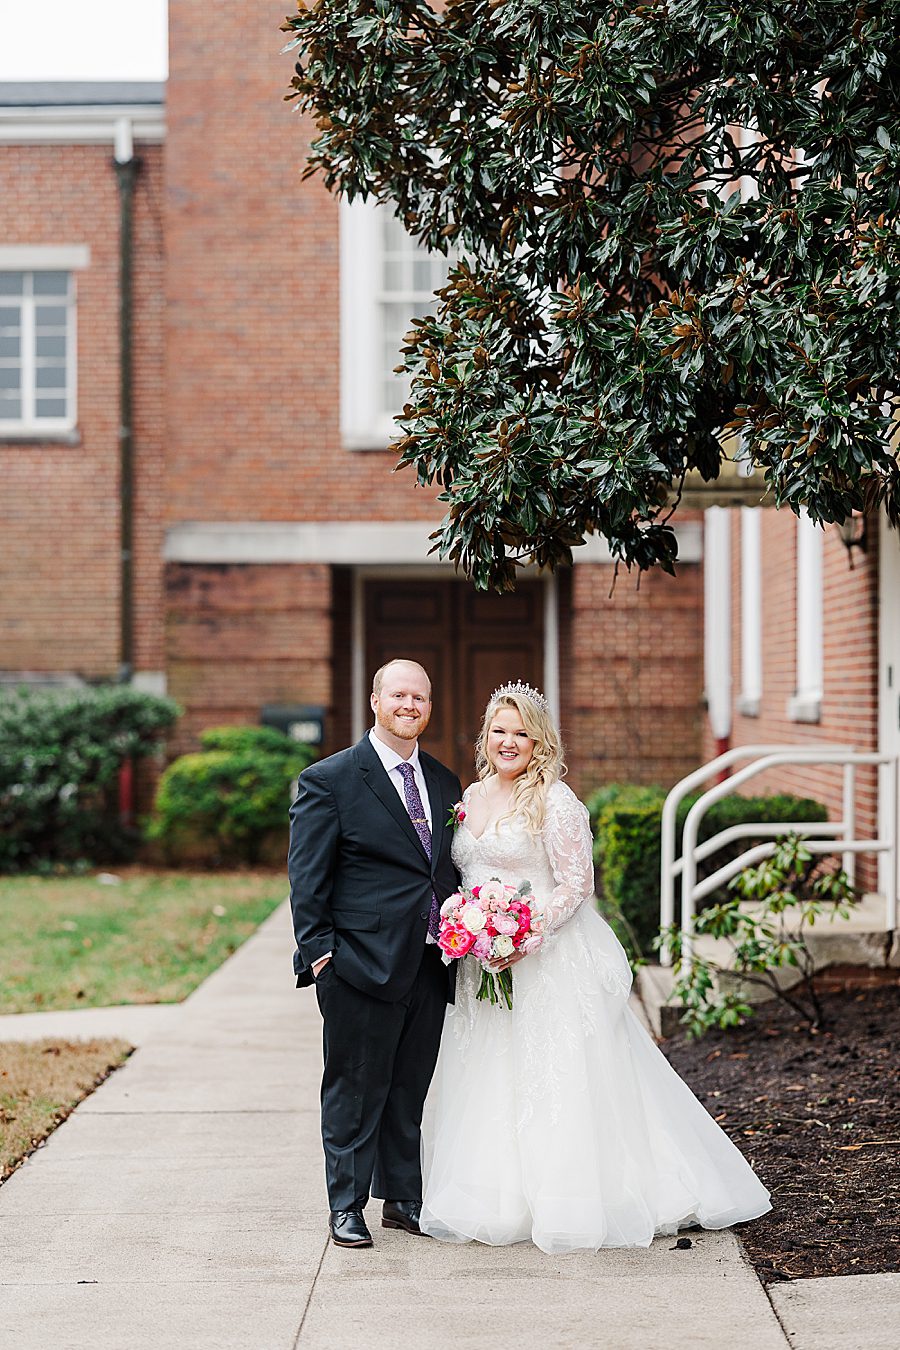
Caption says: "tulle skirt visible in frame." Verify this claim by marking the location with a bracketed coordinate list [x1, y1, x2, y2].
[420, 906, 772, 1254]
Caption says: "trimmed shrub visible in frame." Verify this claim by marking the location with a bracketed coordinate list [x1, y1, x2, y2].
[0, 685, 180, 872]
[593, 785, 828, 959]
[148, 726, 316, 865]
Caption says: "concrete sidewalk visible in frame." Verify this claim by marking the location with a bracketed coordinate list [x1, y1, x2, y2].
[0, 901, 798, 1348]
[0, 1002, 183, 1045]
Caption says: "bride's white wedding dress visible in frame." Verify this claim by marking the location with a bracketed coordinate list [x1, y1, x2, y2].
[420, 780, 772, 1254]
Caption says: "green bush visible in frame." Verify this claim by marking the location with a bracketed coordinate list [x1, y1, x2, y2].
[148, 726, 316, 865]
[592, 785, 828, 959]
[583, 782, 633, 834]
[0, 684, 180, 872]
[197, 725, 304, 756]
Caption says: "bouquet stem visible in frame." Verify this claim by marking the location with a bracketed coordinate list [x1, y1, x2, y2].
[476, 967, 514, 1009]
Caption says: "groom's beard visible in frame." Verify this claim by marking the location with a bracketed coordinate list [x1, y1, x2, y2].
[375, 704, 431, 742]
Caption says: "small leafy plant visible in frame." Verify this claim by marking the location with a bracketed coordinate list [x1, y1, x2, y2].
[657, 834, 857, 1038]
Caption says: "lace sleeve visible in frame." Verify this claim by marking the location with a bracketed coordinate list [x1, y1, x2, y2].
[540, 782, 595, 935]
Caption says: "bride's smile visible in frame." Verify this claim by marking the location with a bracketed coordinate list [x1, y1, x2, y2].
[487, 712, 535, 780]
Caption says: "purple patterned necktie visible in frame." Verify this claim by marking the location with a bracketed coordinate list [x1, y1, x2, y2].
[397, 762, 441, 941]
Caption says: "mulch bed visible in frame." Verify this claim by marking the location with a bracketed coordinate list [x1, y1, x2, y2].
[662, 971, 900, 1284]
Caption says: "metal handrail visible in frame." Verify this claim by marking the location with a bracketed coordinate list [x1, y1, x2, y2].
[659, 743, 847, 940]
[660, 746, 898, 970]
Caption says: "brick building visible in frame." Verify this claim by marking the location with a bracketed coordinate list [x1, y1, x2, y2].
[1, 0, 896, 930]
[0, 2, 704, 796]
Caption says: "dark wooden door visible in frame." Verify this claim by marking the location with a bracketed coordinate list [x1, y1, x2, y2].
[364, 578, 544, 782]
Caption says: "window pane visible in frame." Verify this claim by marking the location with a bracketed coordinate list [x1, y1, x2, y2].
[35, 397, 68, 418]
[0, 306, 20, 331]
[33, 271, 69, 296]
[383, 213, 409, 252]
[35, 365, 66, 390]
[383, 258, 404, 292]
[0, 273, 25, 296]
[0, 366, 21, 390]
[36, 335, 66, 359]
[412, 258, 436, 292]
[0, 335, 20, 358]
[0, 394, 22, 419]
[34, 305, 67, 328]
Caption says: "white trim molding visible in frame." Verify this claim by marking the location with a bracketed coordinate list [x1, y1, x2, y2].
[164, 520, 704, 567]
[0, 245, 90, 270]
[738, 506, 762, 717]
[0, 105, 164, 146]
[340, 199, 451, 450]
[703, 507, 732, 742]
[789, 512, 824, 723]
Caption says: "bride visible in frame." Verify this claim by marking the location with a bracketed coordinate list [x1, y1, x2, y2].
[420, 682, 771, 1254]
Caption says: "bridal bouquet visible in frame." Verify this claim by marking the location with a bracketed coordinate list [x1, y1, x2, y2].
[437, 877, 543, 1009]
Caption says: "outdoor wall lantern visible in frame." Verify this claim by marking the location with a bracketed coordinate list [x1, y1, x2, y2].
[835, 510, 868, 563]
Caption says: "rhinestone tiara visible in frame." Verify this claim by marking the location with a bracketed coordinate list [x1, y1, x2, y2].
[489, 681, 551, 716]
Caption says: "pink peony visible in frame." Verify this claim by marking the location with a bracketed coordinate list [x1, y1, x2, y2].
[472, 930, 493, 961]
[521, 933, 544, 955]
[492, 911, 518, 937]
[438, 923, 477, 960]
[513, 903, 532, 934]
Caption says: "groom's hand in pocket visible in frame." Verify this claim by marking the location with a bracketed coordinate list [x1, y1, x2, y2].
[312, 955, 332, 978]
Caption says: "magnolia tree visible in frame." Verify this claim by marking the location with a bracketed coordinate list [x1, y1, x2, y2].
[283, 0, 900, 589]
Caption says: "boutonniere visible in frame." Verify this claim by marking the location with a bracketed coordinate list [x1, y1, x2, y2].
[447, 801, 467, 830]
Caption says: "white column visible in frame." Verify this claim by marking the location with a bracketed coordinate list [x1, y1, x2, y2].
[738, 506, 762, 715]
[351, 569, 366, 742]
[789, 512, 823, 722]
[704, 507, 732, 745]
[543, 573, 560, 724]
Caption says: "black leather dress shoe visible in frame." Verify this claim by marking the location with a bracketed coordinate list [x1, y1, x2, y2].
[329, 1209, 373, 1248]
[382, 1199, 428, 1236]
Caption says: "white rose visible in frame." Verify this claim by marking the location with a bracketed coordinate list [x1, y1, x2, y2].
[461, 904, 487, 934]
[493, 934, 515, 959]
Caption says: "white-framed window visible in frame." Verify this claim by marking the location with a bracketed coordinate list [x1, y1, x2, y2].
[789, 511, 824, 722]
[0, 269, 76, 434]
[737, 506, 762, 716]
[340, 199, 450, 449]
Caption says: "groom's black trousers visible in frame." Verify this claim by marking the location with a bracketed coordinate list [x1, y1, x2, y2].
[314, 943, 447, 1211]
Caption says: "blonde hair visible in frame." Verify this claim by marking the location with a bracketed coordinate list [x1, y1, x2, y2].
[474, 692, 565, 833]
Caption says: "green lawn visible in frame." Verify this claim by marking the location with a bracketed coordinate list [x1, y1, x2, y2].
[0, 870, 287, 1014]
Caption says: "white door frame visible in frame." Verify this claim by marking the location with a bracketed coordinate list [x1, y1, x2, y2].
[350, 567, 560, 742]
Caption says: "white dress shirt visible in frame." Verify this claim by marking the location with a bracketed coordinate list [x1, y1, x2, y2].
[369, 727, 436, 945]
[368, 728, 432, 829]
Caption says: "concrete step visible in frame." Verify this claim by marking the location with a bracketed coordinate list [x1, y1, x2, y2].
[637, 893, 899, 1038]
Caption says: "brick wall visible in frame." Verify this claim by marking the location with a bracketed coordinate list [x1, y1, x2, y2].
[164, 562, 333, 756]
[563, 558, 705, 796]
[0, 142, 165, 679]
[164, 0, 445, 529]
[703, 507, 880, 892]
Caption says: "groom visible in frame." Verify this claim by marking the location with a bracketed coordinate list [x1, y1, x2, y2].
[288, 658, 462, 1248]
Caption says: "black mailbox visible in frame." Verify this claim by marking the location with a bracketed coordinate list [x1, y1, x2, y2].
[261, 704, 325, 747]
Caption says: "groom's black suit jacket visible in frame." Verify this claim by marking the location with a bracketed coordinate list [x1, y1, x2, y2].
[288, 735, 462, 1003]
